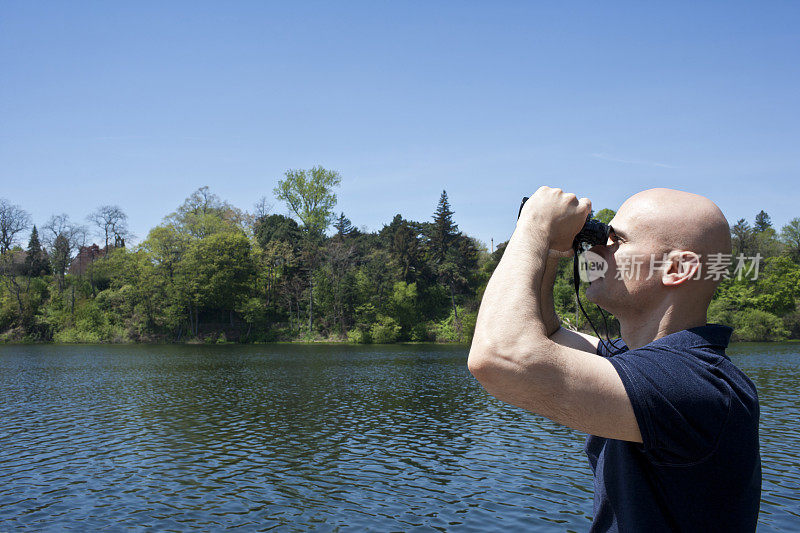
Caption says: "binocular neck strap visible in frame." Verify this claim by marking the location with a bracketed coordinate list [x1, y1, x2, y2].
[572, 250, 618, 355]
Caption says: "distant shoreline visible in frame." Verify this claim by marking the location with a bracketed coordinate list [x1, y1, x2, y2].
[0, 339, 473, 346]
[2, 339, 798, 347]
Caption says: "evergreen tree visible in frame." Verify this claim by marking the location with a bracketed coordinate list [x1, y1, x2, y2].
[752, 210, 782, 258]
[52, 233, 71, 291]
[426, 191, 476, 331]
[731, 219, 755, 256]
[754, 210, 772, 233]
[334, 212, 354, 239]
[24, 226, 50, 277]
[429, 190, 459, 264]
[380, 214, 424, 283]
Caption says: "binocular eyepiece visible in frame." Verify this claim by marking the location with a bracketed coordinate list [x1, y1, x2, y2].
[517, 196, 610, 252]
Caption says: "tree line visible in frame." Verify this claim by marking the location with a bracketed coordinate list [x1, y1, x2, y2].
[1, 173, 799, 343]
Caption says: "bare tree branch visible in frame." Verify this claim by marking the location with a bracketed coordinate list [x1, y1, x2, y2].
[87, 205, 129, 251]
[42, 214, 86, 257]
[254, 196, 273, 220]
[0, 199, 32, 253]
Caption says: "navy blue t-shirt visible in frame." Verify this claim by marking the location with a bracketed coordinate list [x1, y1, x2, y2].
[585, 324, 761, 532]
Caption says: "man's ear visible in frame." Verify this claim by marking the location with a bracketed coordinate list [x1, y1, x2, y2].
[662, 250, 701, 286]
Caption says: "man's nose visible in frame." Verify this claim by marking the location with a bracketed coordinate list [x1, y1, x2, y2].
[588, 244, 614, 264]
[588, 243, 607, 258]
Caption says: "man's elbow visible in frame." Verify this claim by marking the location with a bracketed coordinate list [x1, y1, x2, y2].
[467, 339, 541, 385]
[467, 337, 502, 381]
[467, 342, 554, 413]
[467, 345, 494, 382]
[468, 354, 506, 396]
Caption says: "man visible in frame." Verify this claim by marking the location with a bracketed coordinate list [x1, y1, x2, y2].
[468, 186, 761, 532]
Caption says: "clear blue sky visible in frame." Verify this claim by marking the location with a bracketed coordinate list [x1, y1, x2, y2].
[2, 1, 798, 249]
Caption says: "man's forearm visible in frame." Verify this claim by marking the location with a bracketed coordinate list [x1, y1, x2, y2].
[471, 220, 551, 356]
[540, 254, 563, 337]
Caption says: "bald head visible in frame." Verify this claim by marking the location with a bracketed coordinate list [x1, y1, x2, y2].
[587, 188, 732, 341]
[616, 188, 731, 260]
[592, 187, 733, 316]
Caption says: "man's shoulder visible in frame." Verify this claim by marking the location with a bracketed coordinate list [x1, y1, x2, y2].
[601, 330, 753, 464]
[613, 326, 758, 401]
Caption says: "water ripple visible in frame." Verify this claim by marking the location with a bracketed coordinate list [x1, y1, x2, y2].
[0, 343, 796, 531]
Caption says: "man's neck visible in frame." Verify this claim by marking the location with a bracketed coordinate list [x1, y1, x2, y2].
[618, 302, 707, 350]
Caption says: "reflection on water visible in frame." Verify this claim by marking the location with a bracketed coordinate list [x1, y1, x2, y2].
[728, 343, 800, 531]
[0, 343, 797, 531]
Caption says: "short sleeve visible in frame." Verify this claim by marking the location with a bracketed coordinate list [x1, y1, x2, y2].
[596, 338, 627, 357]
[608, 346, 731, 464]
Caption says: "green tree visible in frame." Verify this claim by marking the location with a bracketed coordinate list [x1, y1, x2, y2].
[322, 239, 357, 334]
[333, 212, 355, 240]
[387, 280, 420, 338]
[24, 226, 51, 277]
[594, 208, 616, 225]
[751, 256, 800, 316]
[143, 224, 191, 281]
[754, 210, 772, 233]
[428, 191, 458, 264]
[747, 210, 782, 258]
[753, 227, 783, 259]
[780, 217, 800, 262]
[355, 248, 395, 317]
[258, 239, 297, 310]
[166, 186, 248, 238]
[0, 253, 25, 321]
[254, 214, 302, 249]
[425, 191, 477, 331]
[381, 214, 424, 283]
[177, 232, 255, 337]
[273, 166, 342, 235]
[731, 218, 755, 256]
[273, 166, 342, 333]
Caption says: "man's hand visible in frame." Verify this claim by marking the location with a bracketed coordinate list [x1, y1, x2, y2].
[518, 186, 592, 252]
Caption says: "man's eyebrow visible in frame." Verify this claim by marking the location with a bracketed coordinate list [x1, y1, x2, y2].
[610, 226, 629, 240]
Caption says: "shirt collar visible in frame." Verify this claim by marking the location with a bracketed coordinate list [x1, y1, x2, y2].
[649, 323, 733, 351]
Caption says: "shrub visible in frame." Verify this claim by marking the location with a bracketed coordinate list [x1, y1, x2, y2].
[460, 311, 478, 342]
[53, 327, 102, 343]
[433, 307, 471, 342]
[347, 327, 371, 344]
[370, 315, 401, 344]
[410, 322, 433, 342]
[782, 308, 800, 339]
[731, 309, 789, 342]
[707, 299, 735, 326]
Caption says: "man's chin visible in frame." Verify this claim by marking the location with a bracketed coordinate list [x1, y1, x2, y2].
[585, 278, 603, 304]
[586, 280, 615, 312]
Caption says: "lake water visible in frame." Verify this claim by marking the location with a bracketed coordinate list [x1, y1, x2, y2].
[0, 342, 797, 531]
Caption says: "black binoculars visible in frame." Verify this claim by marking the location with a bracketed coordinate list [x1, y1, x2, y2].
[517, 196, 610, 252]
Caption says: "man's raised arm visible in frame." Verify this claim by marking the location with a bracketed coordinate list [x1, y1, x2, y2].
[539, 250, 601, 353]
[467, 187, 642, 442]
